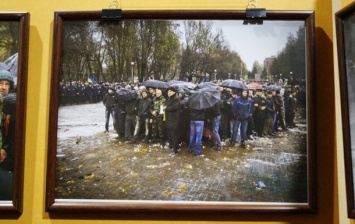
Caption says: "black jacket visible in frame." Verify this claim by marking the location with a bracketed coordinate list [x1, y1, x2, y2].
[165, 93, 180, 130]
[189, 108, 206, 121]
[137, 97, 152, 117]
[103, 92, 119, 109]
[124, 99, 137, 115]
[206, 101, 222, 118]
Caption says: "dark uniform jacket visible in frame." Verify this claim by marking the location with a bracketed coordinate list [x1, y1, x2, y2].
[252, 95, 267, 118]
[136, 97, 152, 118]
[103, 92, 119, 109]
[165, 93, 180, 130]
[189, 108, 206, 121]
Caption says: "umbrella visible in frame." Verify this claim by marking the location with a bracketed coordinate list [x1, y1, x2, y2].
[116, 88, 138, 102]
[220, 79, 247, 89]
[264, 84, 282, 91]
[167, 80, 196, 90]
[142, 80, 169, 89]
[186, 88, 221, 110]
[247, 82, 263, 90]
[196, 82, 219, 90]
[0, 53, 18, 85]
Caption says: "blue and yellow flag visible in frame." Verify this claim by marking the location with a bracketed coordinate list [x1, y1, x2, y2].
[88, 75, 96, 84]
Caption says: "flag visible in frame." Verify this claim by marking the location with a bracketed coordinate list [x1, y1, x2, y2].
[88, 75, 96, 84]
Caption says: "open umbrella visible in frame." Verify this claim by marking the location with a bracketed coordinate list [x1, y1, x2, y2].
[264, 84, 282, 91]
[196, 82, 219, 90]
[220, 79, 247, 89]
[186, 88, 221, 110]
[0, 53, 18, 85]
[116, 88, 138, 102]
[167, 80, 196, 90]
[142, 80, 169, 89]
[247, 82, 263, 90]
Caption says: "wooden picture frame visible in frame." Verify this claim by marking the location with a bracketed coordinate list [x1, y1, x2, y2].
[336, 1, 355, 219]
[46, 10, 316, 214]
[0, 12, 29, 213]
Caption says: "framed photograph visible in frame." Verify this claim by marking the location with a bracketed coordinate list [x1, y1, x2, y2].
[0, 12, 29, 213]
[46, 10, 316, 213]
[336, 2, 355, 219]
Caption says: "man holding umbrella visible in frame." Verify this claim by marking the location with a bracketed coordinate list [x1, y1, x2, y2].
[164, 86, 180, 157]
[187, 88, 221, 155]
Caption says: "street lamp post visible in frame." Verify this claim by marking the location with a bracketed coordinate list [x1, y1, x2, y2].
[130, 62, 134, 83]
[214, 69, 217, 81]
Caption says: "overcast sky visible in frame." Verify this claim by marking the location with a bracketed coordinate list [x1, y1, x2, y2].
[178, 20, 304, 71]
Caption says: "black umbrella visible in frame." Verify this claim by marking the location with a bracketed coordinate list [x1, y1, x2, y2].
[220, 79, 247, 89]
[196, 82, 219, 90]
[0, 53, 17, 78]
[167, 80, 196, 90]
[264, 84, 282, 91]
[116, 88, 138, 102]
[142, 80, 169, 89]
[186, 88, 221, 110]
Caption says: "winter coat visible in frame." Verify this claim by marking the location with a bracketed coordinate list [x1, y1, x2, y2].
[274, 95, 284, 112]
[103, 92, 119, 109]
[252, 95, 267, 118]
[124, 99, 137, 115]
[265, 97, 275, 117]
[284, 95, 297, 113]
[165, 93, 180, 130]
[206, 100, 222, 118]
[232, 96, 253, 121]
[179, 93, 188, 111]
[136, 97, 152, 118]
[189, 108, 206, 121]
[150, 95, 166, 116]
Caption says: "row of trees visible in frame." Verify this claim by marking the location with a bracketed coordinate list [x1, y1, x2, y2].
[268, 26, 306, 82]
[60, 19, 305, 84]
[247, 26, 306, 82]
[60, 20, 248, 83]
[0, 22, 19, 61]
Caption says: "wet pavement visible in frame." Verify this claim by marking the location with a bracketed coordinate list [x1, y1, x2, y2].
[55, 103, 308, 203]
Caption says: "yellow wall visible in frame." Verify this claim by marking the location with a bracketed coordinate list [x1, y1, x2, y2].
[335, 1, 355, 224]
[0, 0, 347, 223]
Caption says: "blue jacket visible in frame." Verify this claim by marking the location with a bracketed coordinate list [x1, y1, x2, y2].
[232, 96, 253, 120]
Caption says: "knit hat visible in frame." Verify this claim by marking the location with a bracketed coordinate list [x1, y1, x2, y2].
[0, 69, 14, 90]
[178, 89, 185, 94]
[166, 86, 177, 93]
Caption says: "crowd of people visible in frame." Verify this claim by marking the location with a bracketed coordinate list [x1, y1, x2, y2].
[0, 69, 17, 200]
[85, 78, 307, 158]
